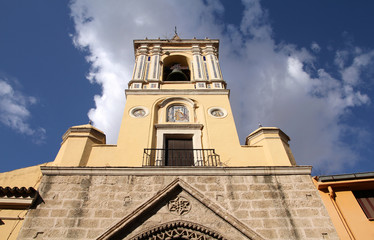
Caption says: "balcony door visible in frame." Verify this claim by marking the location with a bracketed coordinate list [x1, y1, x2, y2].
[165, 138, 194, 166]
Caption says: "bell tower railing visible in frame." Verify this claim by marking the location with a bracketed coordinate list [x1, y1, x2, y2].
[143, 148, 220, 167]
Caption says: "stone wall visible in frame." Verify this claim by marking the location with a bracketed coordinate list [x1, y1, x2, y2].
[18, 167, 339, 239]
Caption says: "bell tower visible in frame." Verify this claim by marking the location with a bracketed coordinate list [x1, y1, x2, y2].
[117, 33, 230, 167]
[53, 34, 296, 167]
[12, 34, 341, 240]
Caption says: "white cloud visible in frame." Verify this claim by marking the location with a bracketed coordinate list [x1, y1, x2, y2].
[69, 0, 372, 173]
[0, 78, 46, 144]
[311, 42, 321, 53]
[341, 50, 374, 85]
[334, 50, 349, 69]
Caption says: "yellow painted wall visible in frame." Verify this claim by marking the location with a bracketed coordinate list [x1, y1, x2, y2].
[84, 91, 294, 167]
[0, 163, 48, 188]
[0, 209, 27, 240]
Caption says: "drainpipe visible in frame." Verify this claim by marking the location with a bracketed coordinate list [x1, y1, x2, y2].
[328, 186, 355, 240]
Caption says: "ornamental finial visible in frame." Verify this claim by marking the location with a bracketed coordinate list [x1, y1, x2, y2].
[172, 26, 181, 41]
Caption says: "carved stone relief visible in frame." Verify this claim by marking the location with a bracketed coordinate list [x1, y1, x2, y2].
[130, 220, 227, 240]
[168, 196, 191, 215]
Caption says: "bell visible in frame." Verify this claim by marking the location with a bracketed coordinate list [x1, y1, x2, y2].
[166, 64, 188, 81]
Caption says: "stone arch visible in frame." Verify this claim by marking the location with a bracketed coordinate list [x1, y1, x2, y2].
[158, 97, 196, 108]
[162, 55, 191, 81]
[130, 220, 228, 240]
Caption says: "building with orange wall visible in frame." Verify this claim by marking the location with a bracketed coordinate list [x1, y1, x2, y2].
[313, 172, 374, 240]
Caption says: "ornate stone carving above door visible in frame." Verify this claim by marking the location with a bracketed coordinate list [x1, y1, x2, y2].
[168, 196, 191, 215]
[130, 220, 226, 240]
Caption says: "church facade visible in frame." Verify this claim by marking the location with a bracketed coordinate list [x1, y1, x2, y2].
[1, 35, 339, 239]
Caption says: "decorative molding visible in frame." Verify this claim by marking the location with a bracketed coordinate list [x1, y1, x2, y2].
[126, 89, 230, 96]
[245, 127, 291, 145]
[133, 39, 219, 51]
[208, 107, 228, 118]
[130, 220, 227, 240]
[158, 97, 196, 108]
[61, 125, 106, 145]
[40, 166, 312, 176]
[161, 81, 193, 84]
[129, 106, 149, 118]
[154, 123, 203, 130]
[62, 125, 105, 140]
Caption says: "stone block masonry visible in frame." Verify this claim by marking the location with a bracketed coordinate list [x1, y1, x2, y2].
[18, 167, 339, 240]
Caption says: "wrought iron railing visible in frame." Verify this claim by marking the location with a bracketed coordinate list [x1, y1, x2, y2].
[143, 148, 220, 167]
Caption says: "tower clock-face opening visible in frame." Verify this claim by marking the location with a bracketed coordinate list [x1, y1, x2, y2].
[163, 55, 191, 81]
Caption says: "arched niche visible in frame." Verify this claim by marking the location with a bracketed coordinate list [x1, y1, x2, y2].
[162, 55, 191, 81]
[157, 97, 197, 124]
[158, 97, 196, 108]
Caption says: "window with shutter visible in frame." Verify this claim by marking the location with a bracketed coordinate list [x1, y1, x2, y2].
[353, 190, 374, 220]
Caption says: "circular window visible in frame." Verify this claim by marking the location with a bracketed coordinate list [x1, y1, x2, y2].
[208, 107, 227, 118]
[130, 106, 149, 118]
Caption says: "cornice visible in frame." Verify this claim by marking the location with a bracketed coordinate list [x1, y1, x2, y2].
[245, 127, 290, 145]
[61, 125, 106, 145]
[154, 123, 204, 130]
[134, 39, 219, 47]
[125, 89, 230, 96]
[315, 178, 374, 191]
[40, 166, 312, 176]
[133, 39, 220, 57]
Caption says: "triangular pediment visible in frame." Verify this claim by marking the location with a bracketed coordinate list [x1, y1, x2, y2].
[97, 178, 264, 240]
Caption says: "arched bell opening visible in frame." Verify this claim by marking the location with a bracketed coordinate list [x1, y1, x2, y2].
[163, 55, 191, 81]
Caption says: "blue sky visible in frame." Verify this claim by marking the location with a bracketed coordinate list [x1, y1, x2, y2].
[1, 0, 374, 175]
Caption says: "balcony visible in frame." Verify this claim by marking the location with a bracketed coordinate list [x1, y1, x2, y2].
[143, 149, 220, 167]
